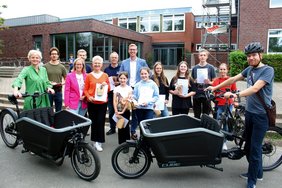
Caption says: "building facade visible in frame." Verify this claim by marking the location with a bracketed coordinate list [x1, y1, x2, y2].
[238, 0, 282, 53]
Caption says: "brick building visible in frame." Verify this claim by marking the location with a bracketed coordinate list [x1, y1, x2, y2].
[238, 0, 282, 53]
[0, 6, 243, 68]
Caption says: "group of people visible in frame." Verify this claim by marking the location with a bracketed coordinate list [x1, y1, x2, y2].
[13, 42, 274, 188]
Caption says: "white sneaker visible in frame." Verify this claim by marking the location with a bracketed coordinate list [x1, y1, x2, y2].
[95, 142, 103, 152]
[222, 143, 228, 150]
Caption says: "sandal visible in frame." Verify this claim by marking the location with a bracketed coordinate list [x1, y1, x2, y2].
[131, 133, 138, 140]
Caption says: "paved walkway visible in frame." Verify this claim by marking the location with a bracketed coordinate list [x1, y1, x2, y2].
[1, 70, 281, 113]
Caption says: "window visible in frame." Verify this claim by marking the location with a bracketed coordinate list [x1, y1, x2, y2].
[162, 14, 185, 32]
[268, 29, 282, 53]
[153, 45, 184, 65]
[196, 43, 237, 51]
[270, 0, 282, 8]
[118, 18, 127, 29]
[140, 15, 160, 33]
[53, 34, 67, 61]
[52, 32, 143, 62]
[103, 19, 113, 24]
[118, 18, 137, 31]
[174, 14, 184, 31]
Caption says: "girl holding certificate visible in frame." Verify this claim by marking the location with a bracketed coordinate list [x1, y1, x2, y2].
[133, 67, 159, 127]
[84, 55, 110, 152]
[169, 61, 196, 115]
[113, 72, 132, 144]
[151, 62, 170, 117]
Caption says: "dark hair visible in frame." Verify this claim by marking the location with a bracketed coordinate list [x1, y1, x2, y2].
[244, 42, 264, 54]
[49, 47, 60, 56]
[118, 71, 128, 78]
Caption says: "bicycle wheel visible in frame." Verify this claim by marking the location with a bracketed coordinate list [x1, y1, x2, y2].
[262, 126, 282, 171]
[0, 109, 19, 148]
[71, 143, 101, 181]
[234, 118, 245, 145]
[111, 142, 151, 179]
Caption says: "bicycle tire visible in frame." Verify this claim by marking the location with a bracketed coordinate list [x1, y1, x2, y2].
[262, 126, 282, 171]
[111, 142, 151, 179]
[0, 109, 19, 148]
[71, 143, 101, 181]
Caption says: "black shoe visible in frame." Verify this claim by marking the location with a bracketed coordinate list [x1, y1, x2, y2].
[106, 129, 116, 135]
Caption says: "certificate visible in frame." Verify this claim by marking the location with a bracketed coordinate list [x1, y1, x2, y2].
[155, 95, 165, 110]
[94, 84, 108, 102]
[137, 86, 154, 105]
[177, 79, 189, 96]
[112, 114, 129, 128]
[197, 68, 208, 84]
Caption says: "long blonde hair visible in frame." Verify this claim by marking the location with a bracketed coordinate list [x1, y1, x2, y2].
[152, 62, 168, 87]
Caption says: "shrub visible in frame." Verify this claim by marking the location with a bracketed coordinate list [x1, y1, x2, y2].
[228, 51, 282, 81]
[229, 50, 248, 76]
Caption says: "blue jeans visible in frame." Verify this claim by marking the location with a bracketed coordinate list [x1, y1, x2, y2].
[245, 111, 268, 188]
[154, 105, 169, 118]
[48, 91, 62, 112]
[161, 105, 169, 117]
[135, 109, 154, 126]
[68, 101, 87, 116]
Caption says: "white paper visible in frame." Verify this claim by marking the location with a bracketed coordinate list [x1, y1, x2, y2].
[155, 95, 165, 110]
[112, 114, 129, 128]
[137, 86, 154, 105]
[109, 77, 115, 91]
[94, 84, 108, 102]
[177, 79, 189, 96]
[197, 68, 208, 84]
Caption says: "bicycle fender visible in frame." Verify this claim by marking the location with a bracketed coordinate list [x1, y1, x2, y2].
[0, 108, 18, 120]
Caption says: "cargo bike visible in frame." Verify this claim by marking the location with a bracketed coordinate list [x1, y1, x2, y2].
[111, 114, 282, 179]
[0, 92, 100, 181]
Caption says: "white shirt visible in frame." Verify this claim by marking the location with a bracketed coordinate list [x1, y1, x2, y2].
[76, 73, 84, 97]
[113, 85, 132, 99]
[129, 59, 137, 87]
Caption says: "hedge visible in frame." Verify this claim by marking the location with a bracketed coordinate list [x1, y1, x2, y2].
[228, 50, 282, 81]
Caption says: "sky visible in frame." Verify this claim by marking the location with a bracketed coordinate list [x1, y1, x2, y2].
[0, 0, 204, 19]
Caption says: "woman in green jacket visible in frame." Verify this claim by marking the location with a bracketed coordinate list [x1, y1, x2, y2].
[12, 50, 54, 110]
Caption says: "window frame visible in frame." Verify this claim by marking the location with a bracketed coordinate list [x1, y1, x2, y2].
[269, 0, 282, 8]
[139, 15, 160, 33]
[118, 17, 137, 31]
[267, 29, 282, 54]
[162, 14, 185, 32]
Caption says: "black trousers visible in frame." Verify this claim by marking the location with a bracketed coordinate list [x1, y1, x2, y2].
[88, 102, 108, 142]
[118, 110, 130, 144]
[192, 97, 211, 119]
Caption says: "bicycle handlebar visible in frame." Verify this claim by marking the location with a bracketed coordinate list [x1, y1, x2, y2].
[21, 91, 48, 98]
[8, 91, 48, 105]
